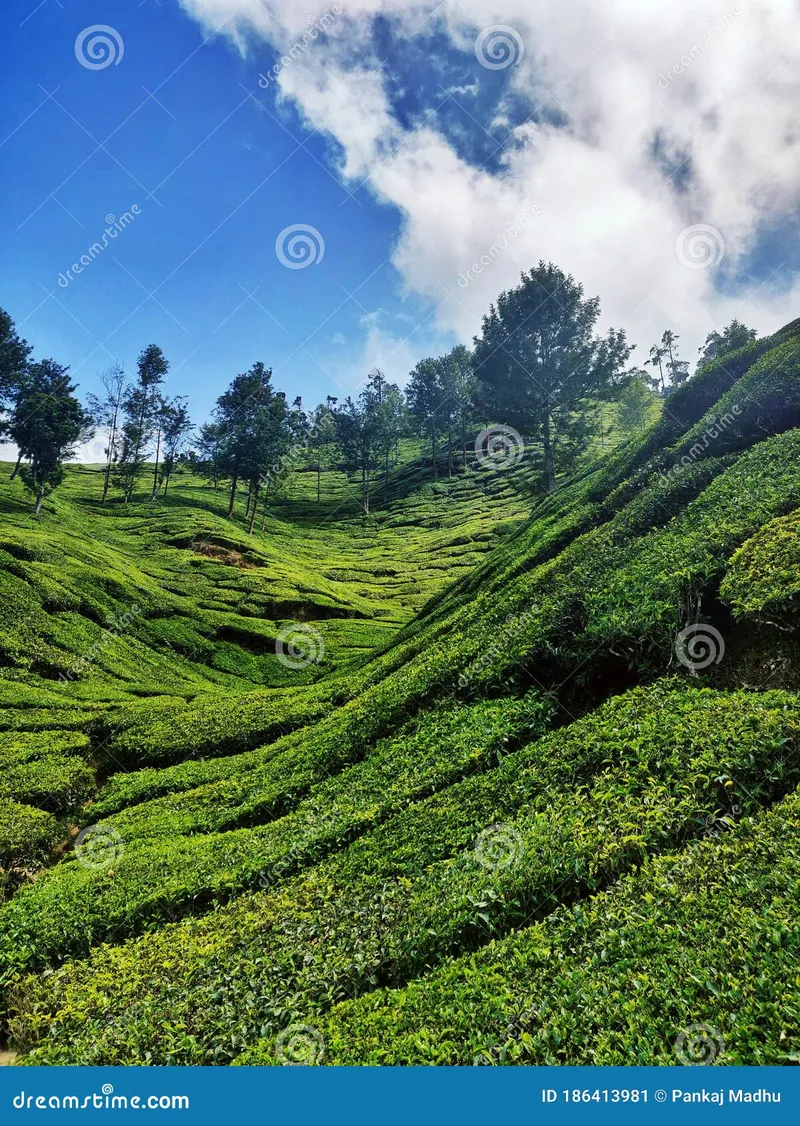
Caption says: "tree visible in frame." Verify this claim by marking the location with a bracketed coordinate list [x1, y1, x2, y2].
[660, 330, 690, 390]
[407, 358, 443, 477]
[0, 308, 31, 418]
[8, 360, 92, 514]
[158, 397, 193, 496]
[699, 320, 758, 367]
[473, 263, 632, 492]
[116, 344, 169, 501]
[617, 372, 657, 435]
[362, 369, 407, 504]
[437, 345, 477, 472]
[214, 362, 293, 531]
[306, 400, 337, 502]
[645, 342, 667, 395]
[334, 393, 380, 515]
[195, 421, 224, 489]
[1, 308, 33, 478]
[86, 364, 128, 503]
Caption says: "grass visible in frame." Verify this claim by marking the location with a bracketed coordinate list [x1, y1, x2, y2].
[2, 318, 800, 1065]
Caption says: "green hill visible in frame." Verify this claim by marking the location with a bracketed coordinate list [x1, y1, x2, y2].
[2, 320, 800, 1065]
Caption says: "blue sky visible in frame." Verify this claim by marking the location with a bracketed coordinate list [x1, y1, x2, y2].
[2, 0, 799, 432]
[0, 0, 440, 422]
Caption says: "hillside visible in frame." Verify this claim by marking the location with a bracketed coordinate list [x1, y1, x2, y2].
[2, 319, 800, 1066]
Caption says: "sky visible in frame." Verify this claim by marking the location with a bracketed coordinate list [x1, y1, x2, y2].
[1, 0, 799, 454]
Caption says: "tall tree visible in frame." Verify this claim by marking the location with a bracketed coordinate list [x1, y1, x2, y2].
[660, 330, 690, 390]
[86, 364, 128, 503]
[0, 308, 31, 414]
[437, 345, 477, 472]
[196, 421, 224, 489]
[335, 393, 380, 515]
[698, 320, 758, 368]
[117, 344, 168, 501]
[363, 369, 407, 504]
[645, 342, 667, 396]
[407, 358, 443, 477]
[473, 263, 632, 492]
[0, 308, 33, 477]
[158, 397, 193, 496]
[306, 400, 337, 502]
[215, 362, 293, 531]
[617, 372, 657, 435]
[9, 360, 92, 514]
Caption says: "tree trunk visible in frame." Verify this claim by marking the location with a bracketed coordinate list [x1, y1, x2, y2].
[102, 407, 118, 503]
[384, 448, 389, 507]
[151, 425, 162, 500]
[543, 410, 556, 493]
[227, 475, 238, 517]
[461, 421, 467, 470]
[9, 452, 22, 481]
[317, 463, 321, 502]
[447, 424, 453, 478]
[362, 466, 370, 515]
[248, 483, 259, 534]
[33, 489, 44, 515]
[430, 422, 437, 478]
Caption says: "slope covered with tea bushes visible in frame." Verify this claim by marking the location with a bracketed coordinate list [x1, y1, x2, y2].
[2, 318, 800, 1065]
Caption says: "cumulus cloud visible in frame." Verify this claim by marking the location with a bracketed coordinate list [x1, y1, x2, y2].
[180, 0, 800, 361]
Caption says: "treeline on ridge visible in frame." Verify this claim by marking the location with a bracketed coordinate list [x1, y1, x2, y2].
[0, 263, 757, 520]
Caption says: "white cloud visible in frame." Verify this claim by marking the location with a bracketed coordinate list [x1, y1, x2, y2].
[180, 0, 800, 364]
